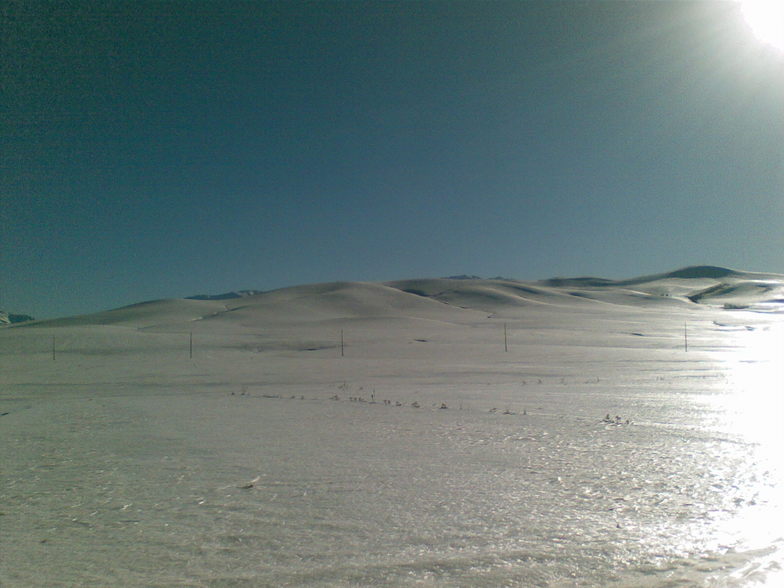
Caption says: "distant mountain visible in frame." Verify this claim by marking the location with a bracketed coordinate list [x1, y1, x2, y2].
[539, 276, 616, 288]
[0, 311, 35, 325]
[14, 265, 784, 330]
[542, 266, 761, 288]
[661, 266, 741, 279]
[187, 290, 265, 301]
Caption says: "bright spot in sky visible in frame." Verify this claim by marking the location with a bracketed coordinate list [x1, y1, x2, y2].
[741, 0, 784, 51]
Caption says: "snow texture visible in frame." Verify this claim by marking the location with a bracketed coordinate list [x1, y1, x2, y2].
[2, 266, 783, 586]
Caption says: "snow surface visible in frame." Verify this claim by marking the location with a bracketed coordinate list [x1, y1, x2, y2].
[2, 267, 783, 586]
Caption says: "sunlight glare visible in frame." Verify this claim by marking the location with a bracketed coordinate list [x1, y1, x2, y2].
[741, 0, 784, 52]
[716, 323, 784, 556]
[723, 324, 783, 445]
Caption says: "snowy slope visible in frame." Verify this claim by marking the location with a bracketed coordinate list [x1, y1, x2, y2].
[12, 265, 783, 332]
[0, 311, 34, 325]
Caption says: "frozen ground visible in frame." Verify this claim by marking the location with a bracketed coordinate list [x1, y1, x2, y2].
[1, 267, 783, 586]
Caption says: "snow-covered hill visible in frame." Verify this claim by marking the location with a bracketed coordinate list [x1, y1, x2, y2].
[1, 266, 783, 586]
[0, 310, 34, 325]
[11, 265, 784, 331]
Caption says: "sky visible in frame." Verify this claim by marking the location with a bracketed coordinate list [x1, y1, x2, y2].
[3, 1, 783, 319]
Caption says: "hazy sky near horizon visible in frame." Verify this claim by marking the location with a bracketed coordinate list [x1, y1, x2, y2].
[3, 1, 783, 319]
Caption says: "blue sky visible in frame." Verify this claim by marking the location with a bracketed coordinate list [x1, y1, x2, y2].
[3, 1, 783, 319]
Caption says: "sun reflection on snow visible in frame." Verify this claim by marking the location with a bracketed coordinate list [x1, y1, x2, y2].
[722, 324, 783, 446]
[715, 322, 784, 558]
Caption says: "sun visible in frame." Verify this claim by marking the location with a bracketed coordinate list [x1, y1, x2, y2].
[741, 0, 784, 51]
